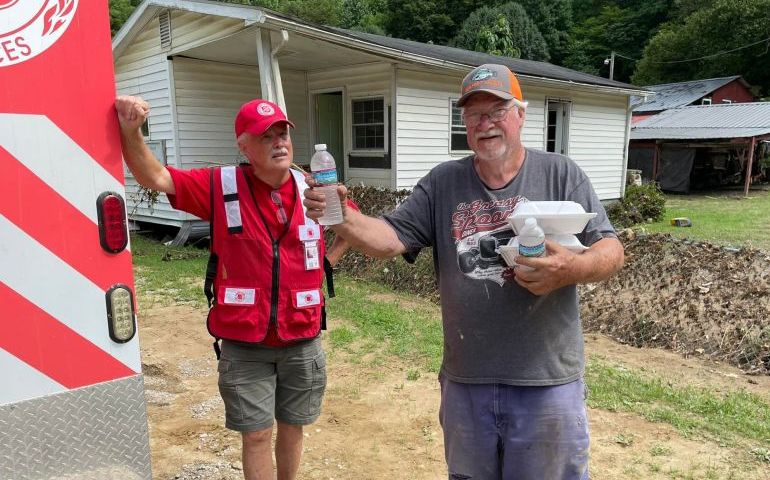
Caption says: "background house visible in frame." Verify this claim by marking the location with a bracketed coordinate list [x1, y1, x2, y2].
[113, 0, 646, 243]
[631, 76, 754, 124]
[629, 102, 770, 194]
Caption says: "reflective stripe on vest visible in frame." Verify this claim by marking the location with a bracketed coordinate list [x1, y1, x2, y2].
[220, 166, 243, 234]
[289, 169, 314, 227]
[207, 166, 326, 343]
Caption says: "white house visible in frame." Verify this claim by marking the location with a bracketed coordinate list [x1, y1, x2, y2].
[113, 0, 647, 243]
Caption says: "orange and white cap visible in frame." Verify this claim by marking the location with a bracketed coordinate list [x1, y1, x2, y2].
[457, 64, 526, 108]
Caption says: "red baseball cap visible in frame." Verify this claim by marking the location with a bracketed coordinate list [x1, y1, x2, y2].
[234, 99, 295, 138]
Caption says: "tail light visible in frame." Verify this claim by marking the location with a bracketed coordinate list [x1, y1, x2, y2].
[97, 192, 128, 253]
[106, 285, 136, 343]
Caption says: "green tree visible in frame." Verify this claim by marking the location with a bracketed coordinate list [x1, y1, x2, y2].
[564, 0, 673, 83]
[109, 0, 139, 36]
[386, 0, 570, 60]
[633, 0, 770, 95]
[451, 3, 549, 61]
[380, 0, 491, 45]
[280, 0, 343, 25]
[669, 0, 717, 20]
[384, 0, 454, 43]
[515, 0, 573, 64]
[224, 0, 341, 25]
[562, 38, 600, 75]
[340, 0, 387, 34]
[475, 15, 519, 57]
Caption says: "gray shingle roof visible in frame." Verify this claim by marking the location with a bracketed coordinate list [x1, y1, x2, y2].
[632, 76, 745, 112]
[334, 29, 640, 91]
[631, 102, 770, 140]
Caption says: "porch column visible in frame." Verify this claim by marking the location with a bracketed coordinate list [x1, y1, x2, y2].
[743, 136, 757, 197]
[255, 29, 288, 112]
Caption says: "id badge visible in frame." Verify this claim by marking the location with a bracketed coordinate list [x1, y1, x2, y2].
[299, 224, 321, 242]
[304, 240, 320, 270]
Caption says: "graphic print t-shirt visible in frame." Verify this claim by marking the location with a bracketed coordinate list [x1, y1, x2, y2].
[383, 149, 616, 385]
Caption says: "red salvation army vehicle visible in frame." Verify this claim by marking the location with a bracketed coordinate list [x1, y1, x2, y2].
[0, 0, 152, 478]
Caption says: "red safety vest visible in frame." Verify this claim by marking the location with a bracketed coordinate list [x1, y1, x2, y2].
[205, 166, 325, 343]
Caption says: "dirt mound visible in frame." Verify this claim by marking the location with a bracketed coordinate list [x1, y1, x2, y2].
[581, 231, 770, 374]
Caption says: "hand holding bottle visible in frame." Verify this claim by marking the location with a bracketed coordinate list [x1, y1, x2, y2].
[309, 144, 343, 225]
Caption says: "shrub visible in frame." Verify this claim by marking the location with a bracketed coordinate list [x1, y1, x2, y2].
[327, 184, 439, 301]
[607, 183, 666, 228]
[624, 183, 666, 220]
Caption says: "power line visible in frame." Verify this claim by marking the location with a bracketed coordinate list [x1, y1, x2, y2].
[613, 52, 638, 62]
[651, 35, 770, 64]
[606, 35, 770, 65]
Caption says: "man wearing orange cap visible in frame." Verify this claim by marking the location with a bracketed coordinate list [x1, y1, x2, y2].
[116, 95, 350, 480]
[304, 64, 624, 479]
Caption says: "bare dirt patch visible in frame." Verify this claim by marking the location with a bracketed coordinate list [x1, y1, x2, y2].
[140, 304, 770, 479]
[582, 231, 770, 375]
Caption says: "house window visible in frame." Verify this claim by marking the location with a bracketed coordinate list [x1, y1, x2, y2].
[450, 100, 470, 151]
[701, 97, 712, 105]
[722, 99, 733, 104]
[546, 99, 570, 155]
[352, 97, 384, 150]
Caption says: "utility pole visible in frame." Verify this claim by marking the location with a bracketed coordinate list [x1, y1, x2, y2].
[604, 51, 616, 80]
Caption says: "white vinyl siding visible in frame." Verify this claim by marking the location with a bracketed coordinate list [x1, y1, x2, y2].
[395, 70, 627, 199]
[172, 57, 310, 170]
[169, 10, 246, 53]
[308, 63, 392, 187]
[114, 16, 180, 225]
[565, 94, 627, 199]
[395, 68, 460, 189]
[173, 57, 260, 169]
[511, 87, 627, 200]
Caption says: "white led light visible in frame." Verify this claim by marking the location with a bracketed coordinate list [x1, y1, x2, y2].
[107, 285, 135, 343]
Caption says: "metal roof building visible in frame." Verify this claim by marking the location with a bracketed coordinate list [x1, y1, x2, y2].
[631, 102, 770, 140]
[631, 76, 751, 113]
[629, 103, 770, 194]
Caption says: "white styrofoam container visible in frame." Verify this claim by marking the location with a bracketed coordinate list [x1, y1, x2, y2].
[508, 201, 597, 235]
[497, 234, 588, 267]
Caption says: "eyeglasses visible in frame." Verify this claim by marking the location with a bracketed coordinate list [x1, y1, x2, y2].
[462, 105, 516, 128]
[270, 190, 288, 225]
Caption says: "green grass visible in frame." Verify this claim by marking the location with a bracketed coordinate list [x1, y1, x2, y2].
[643, 191, 770, 250]
[130, 233, 209, 306]
[327, 277, 444, 372]
[131, 233, 770, 457]
[586, 356, 770, 446]
[328, 275, 770, 451]
[650, 444, 673, 457]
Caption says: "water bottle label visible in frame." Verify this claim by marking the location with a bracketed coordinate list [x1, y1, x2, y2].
[312, 168, 338, 185]
[519, 243, 545, 257]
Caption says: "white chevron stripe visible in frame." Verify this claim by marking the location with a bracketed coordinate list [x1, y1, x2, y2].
[0, 347, 66, 406]
[0, 215, 141, 373]
[0, 114, 125, 223]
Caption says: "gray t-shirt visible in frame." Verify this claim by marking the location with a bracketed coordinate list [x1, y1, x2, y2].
[383, 148, 616, 386]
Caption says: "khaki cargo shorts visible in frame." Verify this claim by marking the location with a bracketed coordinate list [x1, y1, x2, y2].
[217, 336, 327, 432]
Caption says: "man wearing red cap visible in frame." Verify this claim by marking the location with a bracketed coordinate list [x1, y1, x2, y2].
[304, 64, 624, 479]
[116, 95, 349, 480]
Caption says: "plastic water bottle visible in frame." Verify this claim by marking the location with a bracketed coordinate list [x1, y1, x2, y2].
[517, 218, 546, 271]
[310, 144, 343, 225]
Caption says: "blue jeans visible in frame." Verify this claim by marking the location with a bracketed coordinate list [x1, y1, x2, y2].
[439, 376, 590, 480]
